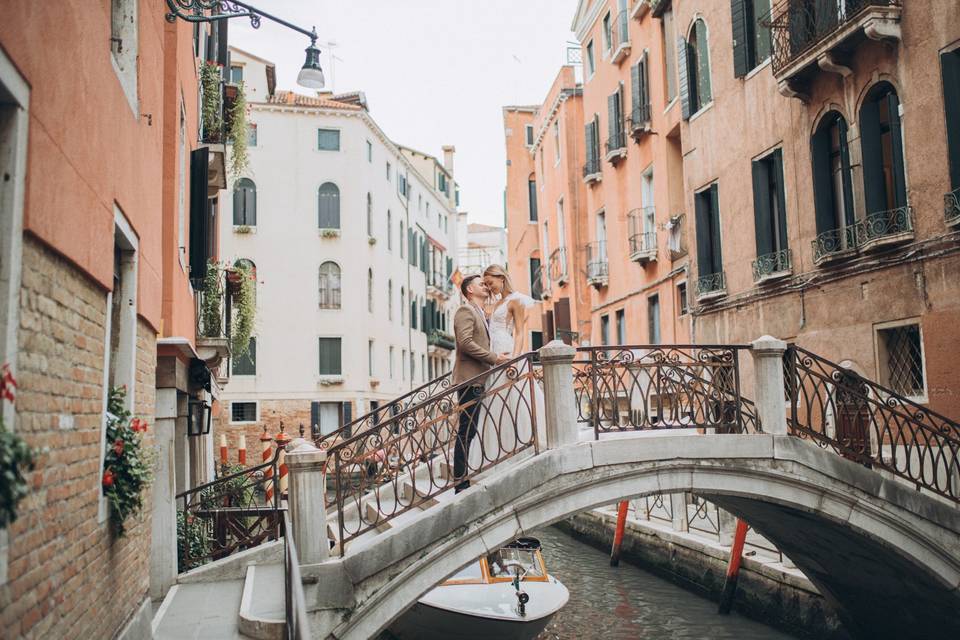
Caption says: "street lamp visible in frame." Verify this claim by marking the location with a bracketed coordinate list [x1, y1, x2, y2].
[166, 0, 324, 89]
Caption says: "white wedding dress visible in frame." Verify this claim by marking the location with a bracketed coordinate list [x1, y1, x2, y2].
[467, 292, 546, 472]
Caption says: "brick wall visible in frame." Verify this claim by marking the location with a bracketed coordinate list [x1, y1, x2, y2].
[215, 399, 316, 468]
[0, 237, 156, 639]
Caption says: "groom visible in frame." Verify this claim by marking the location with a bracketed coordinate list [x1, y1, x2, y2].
[452, 274, 509, 493]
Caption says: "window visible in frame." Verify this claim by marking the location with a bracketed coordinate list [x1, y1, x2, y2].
[188, 148, 214, 284]
[811, 112, 855, 244]
[318, 182, 340, 229]
[876, 322, 926, 399]
[615, 309, 626, 345]
[631, 53, 651, 126]
[600, 314, 610, 346]
[528, 176, 538, 221]
[367, 193, 373, 237]
[399, 173, 408, 197]
[388, 280, 393, 321]
[943, 49, 960, 195]
[602, 12, 613, 54]
[317, 128, 340, 151]
[410, 351, 416, 381]
[553, 120, 561, 163]
[584, 116, 601, 172]
[368, 340, 375, 376]
[586, 40, 596, 77]
[178, 104, 187, 265]
[647, 295, 661, 344]
[386, 161, 392, 181]
[677, 282, 688, 315]
[233, 177, 257, 226]
[662, 7, 677, 101]
[387, 211, 393, 250]
[402, 350, 407, 380]
[694, 184, 723, 279]
[368, 268, 374, 313]
[731, 0, 771, 77]
[751, 149, 789, 266]
[411, 297, 418, 329]
[318, 337, 342, 375]
[680, 18, 713, 118]
[421, 355, 426, 382]
[439, 172, 448, 194]
[311, 401, 345, 436]
[531, 331, 544, 352]
[390, 346, 395, 378]
[229, 64, 243, 84]
[233, 337, 256, 375]
[860, 82, 907, 218]
[399, 221, 405, 258]
[247, 122, 258, 147]
[607, 85, 625, 150]
[110, 0, 138, 113]
[525, 124, 535, 147]
[366, 140, 373, 162]
[529, 257, 542, 301]
[400, 287, 405, 326]
[319, 261, 341, 309]
[230, 402, 257, 423]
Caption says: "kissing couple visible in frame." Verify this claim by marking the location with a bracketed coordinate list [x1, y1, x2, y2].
[450, 264, 545, 493]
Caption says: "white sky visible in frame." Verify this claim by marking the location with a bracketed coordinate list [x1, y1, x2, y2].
[230, 0, 577, 228]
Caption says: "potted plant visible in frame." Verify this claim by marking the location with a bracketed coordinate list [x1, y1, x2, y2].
[230, 260, 256, 358]
[102, 385, 154, 536]
[227, 81, 249, 178]
[200, 61, 223, 143]
[200, 260, 223, 338]
[0, 364, 35, 530]
[320, 229, 341, 239]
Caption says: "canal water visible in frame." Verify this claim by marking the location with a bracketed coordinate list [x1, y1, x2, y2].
[533, 525, 797, 639]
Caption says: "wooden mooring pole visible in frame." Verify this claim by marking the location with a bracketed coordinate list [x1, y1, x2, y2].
[718, 519, 749, 614]
[609, 501, 630, 567]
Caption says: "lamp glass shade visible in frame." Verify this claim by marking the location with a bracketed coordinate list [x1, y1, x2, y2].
[298, 45, 325, 89]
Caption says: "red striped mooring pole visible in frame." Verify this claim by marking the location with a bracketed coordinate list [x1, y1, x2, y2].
[238, 433, 247, 465]
[261, 426, 274, 503]
[219, 433, 228, 466]
[609, 500, 630, 567]
[718, 519, 750, 614]
[275, 423, 292, 499]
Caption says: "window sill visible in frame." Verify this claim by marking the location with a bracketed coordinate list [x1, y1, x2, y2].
[229, 420, 259, 426]
[233, 225, 257, 234]
[319, 229, 341, 239]
[744, 57, 772, 81]
[318, 376, 344, 386]
[688, 101, 714, 124]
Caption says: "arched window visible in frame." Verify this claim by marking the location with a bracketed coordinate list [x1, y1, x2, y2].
[233, 258, 257, 300]
[387, 279, 393, 320]
[319, 261, 341, 309]
[681, 18, 712, 117]
[367, 268, 374, 313]
[318, 182, 340, 229]
[400, 287, 405, 326]
[387, 210, 393, 250]
[811, 111, 855, 251]
[233, 178, 257, 225]
[366, 192, 373, 237]
[860, 82, 908, 221]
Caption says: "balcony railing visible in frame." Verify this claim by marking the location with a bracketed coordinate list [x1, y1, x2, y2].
[549, 246, 569, 283]
[946, 187, 960, 227]
[628, 208, 657, 263]
[427, 330, 456, 351]
[427, 272, 453, 297]
[769, 0, 903, 80]
[856, 206, 914, 250]
[694, 272, 727, 300]
[585, 241, 609, 287]
[629, 103, 652, 138]
[751, 248, 793, 283]
[811, 225, 858, 264]
[582, 156, 602, 183]
[610, 10, 631, 63]
[604, 129, 627, 162]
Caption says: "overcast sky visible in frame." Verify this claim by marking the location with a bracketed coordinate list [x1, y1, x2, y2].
[230, 0, 577, 228]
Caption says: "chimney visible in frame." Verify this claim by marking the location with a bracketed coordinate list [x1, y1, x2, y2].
[442, 145, 456, 177]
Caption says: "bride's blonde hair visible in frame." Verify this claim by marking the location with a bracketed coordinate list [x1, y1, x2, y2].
[483, 264, 514, 296]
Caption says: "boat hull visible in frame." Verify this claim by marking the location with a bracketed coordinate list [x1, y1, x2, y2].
[388, 601, 556, 640]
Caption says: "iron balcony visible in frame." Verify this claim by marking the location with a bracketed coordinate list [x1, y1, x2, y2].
[627, 208, 657, 264]
[946, 187, 960, 227]
[694, 272, 727, 301]
[585, 241, 609, 288]
[751, 248, 793, 284]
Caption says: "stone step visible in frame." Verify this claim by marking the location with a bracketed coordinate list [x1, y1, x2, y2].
[153, 579, 250, 640]
[238, 564, 284, 640]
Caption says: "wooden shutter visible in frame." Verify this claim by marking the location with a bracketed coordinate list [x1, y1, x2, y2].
[860, 96, 886, 215]
[640, 52, 649, 116]
[631, 61, 642, 119]
[694, 190, 712, 277]
[810, 121, 836, 234]
[543, 310, 555, 343]
[709, 184, 723, 273]
[731, 0, 749, 78]
[217, 19, 229, 66]
[245, 183, 256, 225]
[233, 185, 244, 225]
[607, 92, 618, 144]
[838, 117, 855, 227]
[886, 91, 907, 209]
[696, 21, 712, 104]
[554, 298, 572, 345]
[772, 149, 789, 250]
[310, 402, 320, 436]
[943, 51, 960, 190]
[752, 157, 773, 258]
[189, 147, 210, 282]
[584, 123, 595, 165]
[677, 37, 691, 119]
[341, 401, 353, 437]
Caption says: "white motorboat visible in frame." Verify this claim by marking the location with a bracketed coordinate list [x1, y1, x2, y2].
[389, 537, 569, 640]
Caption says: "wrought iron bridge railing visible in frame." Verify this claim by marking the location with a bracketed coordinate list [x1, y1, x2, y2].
[946, 187, 960, 226]
[768, 0, 903, 76]
[176, 449, 282, 573]
[784, 344, 960, 502]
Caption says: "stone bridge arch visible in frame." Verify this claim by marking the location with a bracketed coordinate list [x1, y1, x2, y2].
[309, 435, 960, 640]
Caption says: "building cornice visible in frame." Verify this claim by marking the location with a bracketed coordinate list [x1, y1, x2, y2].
[572, 0, 606, 42]
[532, 86, 583, 154]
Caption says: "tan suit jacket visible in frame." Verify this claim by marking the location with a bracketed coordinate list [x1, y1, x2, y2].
[453, 303, 498, 384]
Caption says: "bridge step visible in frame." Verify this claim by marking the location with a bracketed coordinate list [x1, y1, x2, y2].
[400, 480, 440, 510]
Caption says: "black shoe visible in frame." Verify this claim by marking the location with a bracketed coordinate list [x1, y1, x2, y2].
[454, 480, 470, 494]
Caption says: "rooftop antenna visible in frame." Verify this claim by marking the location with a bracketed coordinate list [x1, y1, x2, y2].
[324, 40, 344, 93]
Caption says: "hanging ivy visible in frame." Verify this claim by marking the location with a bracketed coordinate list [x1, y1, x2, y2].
[200, 61, 223, 143]
[231, 261, 255, 358]
[0, 364, 36, 530]
[228, 81, 250, 178]
[199, 260, 223, 338]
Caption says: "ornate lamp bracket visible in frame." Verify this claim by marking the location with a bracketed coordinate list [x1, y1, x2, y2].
[165, 0, 317, 44]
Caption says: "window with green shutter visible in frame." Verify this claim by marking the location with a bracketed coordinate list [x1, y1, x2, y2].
[317, 128, 340, 151]
[751, 149, 788, 258]
[942, 49, 960, 192]
[694, 184, 723, 277]
[528, 177, 538, 221]
[318, 182, 340, 229]
[811, 111, 854, 236]
[860, 82, 907, 216]
[731, 0, 771, 78]
[232, 337, 256, 375]
[233, 178, 256, 226]
[318, 337, 342, 375]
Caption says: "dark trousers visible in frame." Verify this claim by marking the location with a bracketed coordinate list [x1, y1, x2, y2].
[453, 384, 484, 486]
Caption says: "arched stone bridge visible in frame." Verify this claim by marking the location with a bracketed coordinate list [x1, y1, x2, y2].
[305, 433, 960, 640]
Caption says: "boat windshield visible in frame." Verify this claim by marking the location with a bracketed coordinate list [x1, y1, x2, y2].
[486, 548, 545, 579]
[446, 561, 484, 583]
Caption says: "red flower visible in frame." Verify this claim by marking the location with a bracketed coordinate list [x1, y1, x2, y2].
[102, 470, 115, 488]
[131, 418, 148, 433]
[113, 439, 124, 456]
[0, 364, 16, 403]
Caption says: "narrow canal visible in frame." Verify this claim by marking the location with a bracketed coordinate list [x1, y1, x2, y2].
[532, 525, 797, 640]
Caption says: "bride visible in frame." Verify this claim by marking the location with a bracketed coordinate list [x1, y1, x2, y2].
[467, 265, 546, 471]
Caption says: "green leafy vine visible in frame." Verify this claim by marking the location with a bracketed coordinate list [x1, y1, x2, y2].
[200, 61, 223, 143]
[228, 81, 249, 177]
[0, 364, 36, 530]
[199, 260, 223, 338]
[230, 261, 255, 358]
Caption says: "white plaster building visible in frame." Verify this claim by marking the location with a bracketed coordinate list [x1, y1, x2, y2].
[219, 48, 459, 437]
[457, 217, 507, 276]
